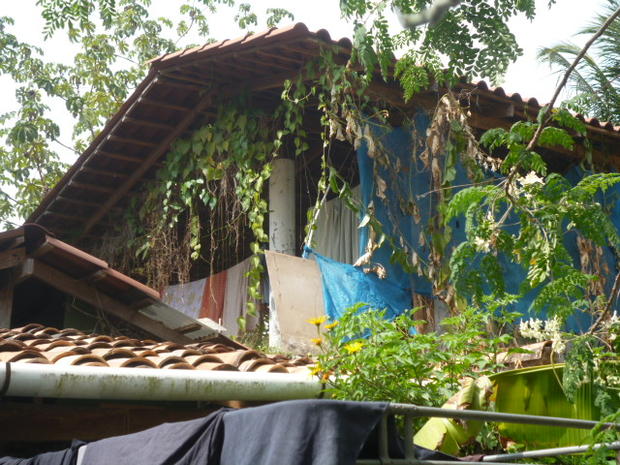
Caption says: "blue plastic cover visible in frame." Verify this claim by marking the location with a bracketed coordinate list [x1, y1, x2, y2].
[304, 246, 412, 322]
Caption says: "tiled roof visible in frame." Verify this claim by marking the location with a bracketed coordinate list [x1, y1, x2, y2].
[28, 23, 620, 239]
[468, 80, 620, 134]
[0, 324, 312, 374]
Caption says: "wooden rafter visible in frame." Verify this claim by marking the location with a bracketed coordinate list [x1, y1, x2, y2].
[122, 116, 175, 131]
[80, 90, 217, 236]
[98, 150, 145, 163]
[108, 135, 158, 148]
[139, 97, 194, 113]
[68, 181, 114, 194]
[79, 166, 129, 179]
[18, 259, 191, 343]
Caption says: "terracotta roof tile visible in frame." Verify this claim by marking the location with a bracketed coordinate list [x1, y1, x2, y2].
[0, 325, 313, 375]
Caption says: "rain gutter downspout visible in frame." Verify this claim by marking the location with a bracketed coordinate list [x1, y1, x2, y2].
[0, 363, 323, 402]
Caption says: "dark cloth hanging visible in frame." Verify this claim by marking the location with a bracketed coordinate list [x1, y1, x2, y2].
[2, 400, 471, 465]
[81, 409, 230, 465]
[219, 399, 389, 465]
[0, 441, 84, 465]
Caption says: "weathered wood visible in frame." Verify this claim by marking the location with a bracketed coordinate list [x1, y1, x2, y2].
[79, 166, 129, 179]
[40, 211, 85, 222]
[57, 196, 101, 208]
[26, 259, 192, 343]
[0, 247, 25, 271]
[98, 150, 145, 163]
[81, 90, 217, 236]
[139, 97, 194, 113]
[157, 75, 206, 92]
[108, 135, 158, 148]
[122, 116, 175, 131]
[0, 269, 15, 328]
[69, 181, 115, 194]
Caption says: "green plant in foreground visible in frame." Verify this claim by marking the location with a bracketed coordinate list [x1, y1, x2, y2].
[311, 302, 520, 420]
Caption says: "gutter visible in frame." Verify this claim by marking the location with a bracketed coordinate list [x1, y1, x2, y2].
[0, 363, 323, 402]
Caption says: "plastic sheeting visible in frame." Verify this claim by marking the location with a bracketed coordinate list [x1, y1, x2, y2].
[304, 247, 412, 322]
[357, 117, 433, 296]
[355, 118, 617, 332]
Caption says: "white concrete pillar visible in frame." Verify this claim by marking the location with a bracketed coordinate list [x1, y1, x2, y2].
[268, 158, 295, 349]
[269, 158, 296, 255]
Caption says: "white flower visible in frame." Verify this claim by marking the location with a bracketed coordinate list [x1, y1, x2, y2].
[519, 316, 566, 355]
[473, 236, 492, 252]
[519, 171, 544, 187]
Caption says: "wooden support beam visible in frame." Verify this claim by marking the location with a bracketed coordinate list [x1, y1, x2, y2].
[121, 116, 175, 131]
[79, 166, 129, 179]
[0, 247, 25, 271]
[24, 259, 191, 343]
[98, 150, 144, 163]
[108, 135, 158, 148]
[161, 70, 213, 86]
[79, 72, 307, 237]
[157, 75, 206, 92]
[68, 181, 115, 194]
[29, 241, 54, 258]
[139, 97, 194, 113]
[254, 50, 305, 65]
[82, 269, 108, 282]
[81, 90, 217, 236]
[0, 269, 16, 328]
[40, 211, 84, 222]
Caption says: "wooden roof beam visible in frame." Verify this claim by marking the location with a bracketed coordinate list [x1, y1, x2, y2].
[139, 97, 195, 113]
[108, 135, 158, 148]
[121, 116, 175, 131]
[80, 90, 218, 236]
[98, 150, 144, 163]
[20, 259, 191, 343]
[79, 166, 129, 179]
[68, 181, 115, 194]
[57, 196, 101, 209]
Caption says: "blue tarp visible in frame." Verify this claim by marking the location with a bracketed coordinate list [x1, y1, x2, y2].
[308, 114, 619, 332]
[304, 246, 411, 322]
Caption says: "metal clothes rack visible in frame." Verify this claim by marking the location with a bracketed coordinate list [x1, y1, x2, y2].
[356, 403, 620, 465]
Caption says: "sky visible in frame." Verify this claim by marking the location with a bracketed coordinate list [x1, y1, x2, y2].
[0, 0, 608, 167]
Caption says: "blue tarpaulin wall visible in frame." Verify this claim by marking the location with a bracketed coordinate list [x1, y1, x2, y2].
[309, 113, 619, 332]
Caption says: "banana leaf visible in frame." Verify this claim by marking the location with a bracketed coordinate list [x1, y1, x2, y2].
[491, 364, 600, 449]
[414, 376, 494, 455]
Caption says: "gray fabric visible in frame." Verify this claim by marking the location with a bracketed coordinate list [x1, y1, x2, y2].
[0, 442, 82, 465]
[82, 409, 229, 465]
[313, 187, 360, 264]
[74, 447, 86, 465]
[219, 399, 388, 465]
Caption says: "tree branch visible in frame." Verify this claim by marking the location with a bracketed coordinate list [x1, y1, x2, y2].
[526, 5, 620, 153]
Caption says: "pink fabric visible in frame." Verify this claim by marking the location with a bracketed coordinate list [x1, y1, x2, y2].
[200, 270, 227, 323]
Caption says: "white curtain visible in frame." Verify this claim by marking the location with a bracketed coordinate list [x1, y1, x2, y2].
[313, 186, 360, 264]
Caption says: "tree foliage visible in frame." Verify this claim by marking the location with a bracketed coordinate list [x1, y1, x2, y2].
[538, 0, 620, 123]
[0, 0, 294, 227]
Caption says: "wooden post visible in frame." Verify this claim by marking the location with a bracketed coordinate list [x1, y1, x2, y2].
[0, 269, 15, 329]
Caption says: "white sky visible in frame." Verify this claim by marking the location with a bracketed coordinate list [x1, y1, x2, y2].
[0, 0, 606, 167]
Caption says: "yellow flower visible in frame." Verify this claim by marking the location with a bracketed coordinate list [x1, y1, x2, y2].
[309, 363, 323, 376]
[307, 316, 328, 326]
[343, 341, 364, 354]
[324, 321, 339, 330]
[311, 337, 323, 346]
